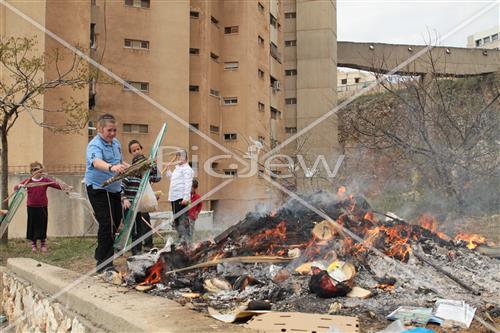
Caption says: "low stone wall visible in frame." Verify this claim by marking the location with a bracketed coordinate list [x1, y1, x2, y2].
[0, 258, 251, 333]
[2, 270, 91, 332]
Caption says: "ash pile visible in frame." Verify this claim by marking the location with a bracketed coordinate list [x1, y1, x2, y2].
[118, 189, 499, 331]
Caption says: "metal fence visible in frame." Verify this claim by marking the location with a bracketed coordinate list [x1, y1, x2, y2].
[8, 164, 86, 175]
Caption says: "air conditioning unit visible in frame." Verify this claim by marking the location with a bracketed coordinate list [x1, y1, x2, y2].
[272, 80, 281, 91]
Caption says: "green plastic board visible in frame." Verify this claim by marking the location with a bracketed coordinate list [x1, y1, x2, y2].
[0, 188, 27, 238]
[114, 122, 167, 251]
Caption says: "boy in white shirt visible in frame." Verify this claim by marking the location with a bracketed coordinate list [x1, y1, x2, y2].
[164, 150, 194, 244]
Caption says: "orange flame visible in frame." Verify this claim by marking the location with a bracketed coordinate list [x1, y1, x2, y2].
[363, 211, 375, 223]
[455, 232, 486, 249]
[142, 260, 162, 285]
[417, 213, 437, 232]
[246, 221, 287, 255]
[337, 186, 347, 198]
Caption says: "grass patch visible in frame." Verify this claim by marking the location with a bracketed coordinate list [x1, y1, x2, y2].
[0, 237, 97, 273]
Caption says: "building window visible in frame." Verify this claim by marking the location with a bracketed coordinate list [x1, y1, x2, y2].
[124, 39, 149, 50]
[224, 169, 237, 176]
[270, 14, 278, 28]
[354, 77, 360, 83]
[258, 35, 265, 46]
[124, 81, 149, 92]
[124, 0, 150, 9]
[492, 33, 499, 41]
[258, 2, 264, 12]
[224, 61, 239, 70]
[258, 68, 264, 79]
[189, 123, 199, 131]
[475, 39, 482, 47]
[285, 69, 297, 76]
[190, 10, 199, 18]
[189, 85, 199, 92]
[211, 16, 219, 26]
[223, 97, 238, 105]
[341, 78, 347, 85]
[211, 162, 219, 169]
[90, 23, 96, 49]
[483, 36, 491, 44]
[210, 125, 220, 133]
[209, 89, 220, 97]
[224, 133, 237, 140]
[224, 26, 239, 34]
[258, 102, 265, 112]
[285, 40, 297, 47]
[285, 12, 296, 19]
[285, 127, 297, 134]
[270, 42, 281, 63]
[210, 52, 219, 62]
[189, 48, 200, 55]
[123, 123, 149, 133]
[270, 107, 280, 119]
[285, 98, 297, 105]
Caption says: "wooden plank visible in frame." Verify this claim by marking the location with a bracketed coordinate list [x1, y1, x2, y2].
[163, 256, 293, 275]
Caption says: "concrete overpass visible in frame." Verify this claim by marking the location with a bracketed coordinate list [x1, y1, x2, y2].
[337, 41, 500, 76]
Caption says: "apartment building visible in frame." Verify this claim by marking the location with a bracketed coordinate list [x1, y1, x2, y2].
[3, 0, 338, 228]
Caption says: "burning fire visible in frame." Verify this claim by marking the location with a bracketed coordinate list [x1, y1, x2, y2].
[418, 213, 437, 232]
[141, 260, 163, 285]
[417, 214, 451, 241]
[246, 221, 287, 256]
[454, 232, 486, 249]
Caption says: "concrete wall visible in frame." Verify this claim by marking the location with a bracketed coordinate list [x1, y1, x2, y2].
[295, 0, 339, 192]
[1, 0, 47, 166]
[337, 41, 500, 76]
[7, 174, 96, 239]
[2, 258, 251, 332]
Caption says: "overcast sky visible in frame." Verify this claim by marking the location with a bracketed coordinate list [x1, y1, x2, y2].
[337, 0, 499, 47]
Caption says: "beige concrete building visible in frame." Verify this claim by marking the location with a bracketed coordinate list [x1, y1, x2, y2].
[337, 69, 376, 99]
[3, 0, 305, 232]
[467, 26, 500, 49]
[283, 0, 339, 191]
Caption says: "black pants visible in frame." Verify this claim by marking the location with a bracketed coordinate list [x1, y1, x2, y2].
[171, 199, 188, 241]
[125, 210, 153, 255]
[142, 213, 154, 249]
[26, 206, 48, 241]
[87, 186, 122, 270]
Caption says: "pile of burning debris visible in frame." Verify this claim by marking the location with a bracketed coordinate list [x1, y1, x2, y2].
[112, 189, 499, 331]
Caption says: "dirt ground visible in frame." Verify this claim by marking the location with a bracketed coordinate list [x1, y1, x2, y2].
[1, 236, 499, 332]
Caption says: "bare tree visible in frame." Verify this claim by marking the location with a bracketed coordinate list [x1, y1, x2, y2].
[0, 37, 91, 243]
[339, 52, 499, 214]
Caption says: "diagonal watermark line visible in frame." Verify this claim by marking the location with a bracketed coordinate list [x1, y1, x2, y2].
[0, 0, 250, 172]
[260, 173, 499, 333]
[261, 0, 498, 160]
[3, 177, 235, 332]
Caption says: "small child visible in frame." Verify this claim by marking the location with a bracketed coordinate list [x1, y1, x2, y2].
[14, 162, 65, 252]
[122, 140, 161, 254]
[186, 179, 203, 244]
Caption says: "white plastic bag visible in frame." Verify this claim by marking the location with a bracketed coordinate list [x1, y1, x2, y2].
[138, 183, 158, 212]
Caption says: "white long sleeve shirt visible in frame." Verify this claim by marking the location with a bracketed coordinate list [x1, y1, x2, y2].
[166, 163, 194, 202]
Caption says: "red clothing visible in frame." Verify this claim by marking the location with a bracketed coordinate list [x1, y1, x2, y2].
[188, 192, 202, 221]
[14, 177, 62, 207]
